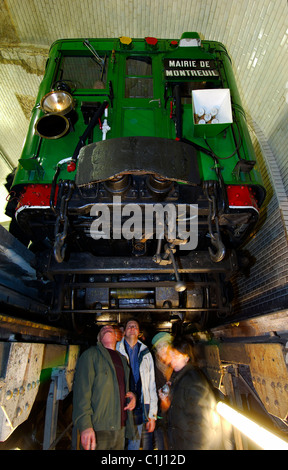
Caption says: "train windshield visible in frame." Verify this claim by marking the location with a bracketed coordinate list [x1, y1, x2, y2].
[125, 56, 153, 98]
[57, 56, 108, 89]
[180, 80, 221, 104]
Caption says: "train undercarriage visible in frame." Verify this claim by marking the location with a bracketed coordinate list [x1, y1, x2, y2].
[1, 223, 288, 451]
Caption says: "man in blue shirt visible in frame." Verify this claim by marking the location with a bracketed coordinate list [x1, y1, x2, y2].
[117, 318, 158, 450]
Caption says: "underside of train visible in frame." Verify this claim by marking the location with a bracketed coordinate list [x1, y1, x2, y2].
[4, 33, 265, 331]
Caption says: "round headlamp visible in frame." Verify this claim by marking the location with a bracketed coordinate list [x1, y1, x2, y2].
[40, 90, 74, 115]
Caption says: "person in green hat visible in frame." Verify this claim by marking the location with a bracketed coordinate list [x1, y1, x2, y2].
[158, 335, 230, 450]
[151, 331, 174, 450]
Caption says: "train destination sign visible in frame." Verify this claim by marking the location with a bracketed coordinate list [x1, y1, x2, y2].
[164, 59, 219, 79]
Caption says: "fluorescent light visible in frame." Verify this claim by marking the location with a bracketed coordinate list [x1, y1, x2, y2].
[216, 402, 288, 450]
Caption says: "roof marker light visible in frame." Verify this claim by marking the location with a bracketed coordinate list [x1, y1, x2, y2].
[179, 32, 201, 47]
[120, 36, 132, 46]
[145, 37, 158, 47]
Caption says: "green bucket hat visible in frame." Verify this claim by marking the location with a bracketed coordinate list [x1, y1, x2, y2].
[151, 332, 173, 349]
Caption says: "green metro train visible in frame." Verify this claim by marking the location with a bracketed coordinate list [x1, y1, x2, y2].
[5, 33, 266, 328]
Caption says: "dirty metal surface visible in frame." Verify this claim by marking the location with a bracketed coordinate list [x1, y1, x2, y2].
[209, 310, 288, 340]
[195, 344, 224, 389]
[197, 311, 288, 422]
[0, 342, 44, 441]
[0, 314, 81, 345]
[246, 343, 288, 420]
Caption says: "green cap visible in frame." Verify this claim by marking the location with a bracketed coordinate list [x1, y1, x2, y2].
[151, 332, 173, 349]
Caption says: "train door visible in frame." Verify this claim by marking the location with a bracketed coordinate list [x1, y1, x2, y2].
[115, 54, 168, 138]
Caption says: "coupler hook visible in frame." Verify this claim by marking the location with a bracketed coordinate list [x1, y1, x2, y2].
[206, 192, 226, 263]
[53, 180, 75, 263]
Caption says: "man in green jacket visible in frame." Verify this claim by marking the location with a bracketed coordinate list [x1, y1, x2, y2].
[72, 325, 136, 450]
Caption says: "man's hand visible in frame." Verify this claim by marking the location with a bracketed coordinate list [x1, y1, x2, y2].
[80, 427, 96, 450]
[124, 392, 136, 411]
[146, 418, 156, 433]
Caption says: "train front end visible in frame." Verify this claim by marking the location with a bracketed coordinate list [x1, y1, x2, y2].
[5, 33, 265, 330]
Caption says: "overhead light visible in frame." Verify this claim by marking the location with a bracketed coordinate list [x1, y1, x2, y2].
[40, 90, 74, 115]
[216, 401, 288, 450]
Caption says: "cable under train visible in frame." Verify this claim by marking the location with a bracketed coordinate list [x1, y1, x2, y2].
[5, 32, 266, 330]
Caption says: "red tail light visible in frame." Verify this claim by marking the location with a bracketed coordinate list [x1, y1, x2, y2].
[226, 185, 259, 212]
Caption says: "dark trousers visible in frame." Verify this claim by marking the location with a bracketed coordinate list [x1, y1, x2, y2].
[95, 428, 125, 450]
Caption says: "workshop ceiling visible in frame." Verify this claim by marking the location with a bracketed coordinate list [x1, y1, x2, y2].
[0, 0, 287, 223]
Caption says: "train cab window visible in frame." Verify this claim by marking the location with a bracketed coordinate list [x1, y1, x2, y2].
[179, 81, 221, 104]
[125, 56, 153, 98]
[58, 56, 108, 89]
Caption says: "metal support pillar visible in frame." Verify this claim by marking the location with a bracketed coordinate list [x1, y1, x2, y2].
[43, 368, 70, 450]
[222, 366, 249, 450]
[43, 374, 59, 450]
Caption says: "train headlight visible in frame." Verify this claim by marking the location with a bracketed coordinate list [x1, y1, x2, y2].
[40, 90, 74, 115]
